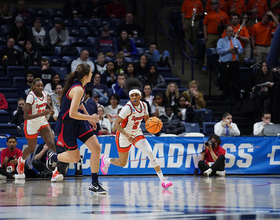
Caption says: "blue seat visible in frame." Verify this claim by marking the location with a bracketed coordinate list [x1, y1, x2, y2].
[0, 45, 6, 51]
[1, 25, 11, 36]
[7, 98, 18, 116]
[76, 46, 93, 55]
[80, 27, 99, 37]
[20, 123, 25, 137]
[119, 99, 129, 106]
[7, 66, 25, 77]
[73, 18, 92, 28]
[87, 37, 97, 46]
[62, 56, 77, 66]
[42, 56, 61, 66]
[91, 18, 110, 28]
[202, 122, 216, 136]
[29, 66, 41, 72]
[110, 18, 125, 29]
[53, 17, 72, 27]
[46, 9, 63, 18]
[14, 45, 23, 52]
[66, 27, 79, 36]
[157, 67, 172, 77]
[0, 77, 12, 87]
[0, 88, 18, 99]
[38, 17, 53, 27]
[54, 46, 61, 56]
[0, 123, 17, 135]
[194, 109, 212, 122]
[69, 36, 87, 46]
[28, 8, 45, 17]
[136, 47, 149, 56]
[183, 122, 200, 133]
[0, 66, 5, 76]
[87, 57, 97, 63]
[130, 37, 145, 47]
[13, 77, 25, 88]
[22, 16, 33, 25]
[0, 34, 6, 45]
[98, 27, 117, 37]
[239, 67, 252, 90]
[51, 67, 68, 80]
[0, 111, 10, 123]
[164, 77, 181, 87]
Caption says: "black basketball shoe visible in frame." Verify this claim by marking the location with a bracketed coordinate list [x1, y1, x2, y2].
[89, 181, 107, 194]
[46, 150, 57, 172]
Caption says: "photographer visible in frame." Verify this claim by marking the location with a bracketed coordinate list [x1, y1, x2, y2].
[198, 134, 226, 176]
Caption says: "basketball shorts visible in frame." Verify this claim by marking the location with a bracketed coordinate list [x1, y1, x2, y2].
[56, 119, 94, 151]
[24, 118, 49, 139]
[116, 131, 146, 153]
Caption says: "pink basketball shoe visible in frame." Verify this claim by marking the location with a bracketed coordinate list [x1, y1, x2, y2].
[161, 177, 173, 188]
[100, 155, 110, 175]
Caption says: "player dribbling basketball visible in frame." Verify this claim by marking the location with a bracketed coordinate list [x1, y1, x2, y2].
[100, 78, 173, 188]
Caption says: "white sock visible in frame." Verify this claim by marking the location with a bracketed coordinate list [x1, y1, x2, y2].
[157, 171, 164, 181]
[107, 158, 111, 164]
[21, 158, 25, 163]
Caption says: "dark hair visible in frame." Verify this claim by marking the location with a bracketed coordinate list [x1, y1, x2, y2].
[256, 61, 273, 80]
[7, 136, 17, 142]
[85, 87, 92, 97]
[125, 77, 142, 94]
[125, 62, 135, 75]
[146, 65, 159, 88]
[231, 13, 240, 19]
[262, 111, 271, 117]
[164, 104, 173, 110]
[222, 113, 231, 119]
[24, 69, 36, 79]
[34, 17, 42, 23]
[28, 78, 43, 94]
[109, 94, 120, 104]
[154, 92, 167, 107]
[50, 72, 61, 90]
[23, 40, 34, 51]
[208, 134, 222, 146]
[60, 63, 91, 104]
[41, 58, 49, 63]
[54, 20, 65, 30]
[150, 42, 158, 49]
[119, 30, 131, 52]
[94, 72, 101, 78]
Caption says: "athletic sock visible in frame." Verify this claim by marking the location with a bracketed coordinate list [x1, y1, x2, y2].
[51, 154, 58, 162]
[21, 158, 25, 163]
[91, 173, 98, 184]
[107, 158, 111, 164]
[157, 170, 164, 181]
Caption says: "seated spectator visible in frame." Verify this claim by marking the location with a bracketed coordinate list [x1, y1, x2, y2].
[13, 0, 34, 22]
[92, 90, 101, 107]
[63, 0, 84, 18]
[51, 83, 63, 119]
[0, 92, 8, 110]
[112, 73, 128, 99]
[115, 52, 126, 73]
[106, 0, 126, 18]
[37, 58, 57, 85]
[152, 92, 167, 117]
[44, 72, 61, 96]
[182, 80, 206, 110]
[145, 65, 165, 89]
[157, 105, 185, 136]
[117, 13, 144, 37]
[111, 107, 122, 133]
[143, 84, 154, 107]
[97, 105, 112, 135]
[83, 87, 98, 115]
[96, 52, 107, 75]
[71, 50, 95, 73]
[0, 2, 13, 25]
[46, 95, 56, 122]
[49, 20, 70, 46]
[214, 113, 240, 136]
[85, 0, 106, 18]
[116, 30, 138, 56]
[0, 137, 22, 179]
[175, 95, 195, 122]
[105, 94, 123, 123]
[0, 38, 21, 72]
[165, 82, 179, 108]
[10, 98, 25, 127]
[20, 40, 42, 69]
[144, 43, 170, 66]
[198, 134, 226, 176]
[20, 69, 35, 98]
[30, 18, 50, 51]
[124, 62, 140, 80]
[9, 15, 31, 46]
[101, 61, 117, 88]
[135, 54, 149, 83]
[253, 111, 273, 136]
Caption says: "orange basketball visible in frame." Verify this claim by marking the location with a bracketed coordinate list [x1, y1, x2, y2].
[145, 117, 163, 134]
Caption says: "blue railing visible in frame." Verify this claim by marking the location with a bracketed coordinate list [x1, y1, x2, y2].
[135, 0, 146, 35]
[154, 10, 175, 64]
[182, 39, 194, 79]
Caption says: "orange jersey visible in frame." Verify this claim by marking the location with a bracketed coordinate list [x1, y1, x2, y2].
[221, 24, 249, 47]
[203, 10, 229, 35]
[247, 0, 268, 20]
[181, 0, 204, 19]
[271, 0, 280, 14]
[205, 0, 227, 13]
[251, 22, 274, 45]
[226, 0, 247, 15]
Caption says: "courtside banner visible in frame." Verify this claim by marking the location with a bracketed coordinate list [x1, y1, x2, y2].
[1, 136, 280, 175]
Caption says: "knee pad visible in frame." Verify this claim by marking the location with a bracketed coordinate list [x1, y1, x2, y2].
[136, 139, 159, 168]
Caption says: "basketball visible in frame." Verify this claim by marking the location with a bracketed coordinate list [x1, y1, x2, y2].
[145, 117, 163, 134]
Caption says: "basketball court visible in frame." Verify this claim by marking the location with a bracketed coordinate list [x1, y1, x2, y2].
[1, 175, 280, 219]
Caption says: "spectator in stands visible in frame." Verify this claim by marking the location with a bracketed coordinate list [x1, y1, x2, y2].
[165, 82, 180, 108]
[46, 95, 56, 122]
[111, 108, 122, 133]
[198, 134, 226, 177]
[144, 43, 170, 67]
[175, 95, 195, 122]
[112, 73, 128, 99]
[206, 0, 227, 13]
[0, 38, 21, 72]
[13, 0, 34, 23]
[105, 94, 123, 123]
[248, 61, 280, 120]
[51, 83, 63, 120]
[106, 0, 126, 18]
[253, 111, 273, 136]
[96, 52, 107, 75]
[20, 69, 35, 98]
[85, 0, 106, 18]
[71, 50, 95, 73]
[157, 105, 185, 136]
[115, 52, 126, 74]
[202, 0, 229, 72]
[214, 113, 240, 136]
[0, 2, 13, 26]
[117, 13, 144, 37]
[93, 26, 118, 57]
[181, 0, 203, 58]
[271, 0, 280, 15]
[143, 84, 154, 107]
[0, 92, 8, 110]
[20, 40, 42, 69]
[83, 87, 98, 115]
[9, 15, 31, 46]
[44, 72, 61, 96]
[49, 20, 70, 46]
[124, 62, 140, 80]
[251, 11, 279, 62]
[37, 58, 56, 85]
[116, 30, 138, 56]
[10, 98, 25, 127]
[135, 55, 149, 82]
[182, 80, 206, 109]
[247, 0, 268, 21]
[63, 0, 84, 18]
[221, 14, 250, 60]
[98, 105, 112, 135]
[217, 26, 243, 100]
[30, 18, 50, 51]
[152, 92, 167, 117]
[145, 65, 165, 89]
[226, 0, 246, 17]
[101, 61, 117, 88]
[92, 90, 101, 106]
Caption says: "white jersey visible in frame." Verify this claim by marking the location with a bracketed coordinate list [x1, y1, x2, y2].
[119, 101, 148, 135]
[26, 90, 48, 122]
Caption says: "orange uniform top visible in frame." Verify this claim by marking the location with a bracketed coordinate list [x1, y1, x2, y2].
[221, 24, 250, 47]
[247, 0, 268, 20]
[203, 10, 229, 35]
[271, 0, 280, 14]
[181, 0, 204, 19]
[205, 0, 228, 13]
[226, 0, 247, 15]
[251, 22, 274, 45]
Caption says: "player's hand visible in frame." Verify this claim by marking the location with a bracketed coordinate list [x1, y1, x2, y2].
[89, 120, 97, 130]
[89, 114, 99, 123]
[50, 109, 55, 115]
[42, 109, 51, 116]
[126, 133, 135, 144]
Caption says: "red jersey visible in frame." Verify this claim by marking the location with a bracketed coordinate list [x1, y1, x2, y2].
[204, 146, 226, 163]
[1, 148, 22, 168]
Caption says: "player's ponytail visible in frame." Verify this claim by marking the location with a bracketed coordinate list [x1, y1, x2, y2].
[60, 63, 91, 104]
[28, 78, 43, 94]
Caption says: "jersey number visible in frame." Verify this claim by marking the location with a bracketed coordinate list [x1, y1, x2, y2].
[132, 122, 139, 130]
[37, 109, 45, 114]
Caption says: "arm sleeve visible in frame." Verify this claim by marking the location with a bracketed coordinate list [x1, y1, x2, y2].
[214, 122, 225, 136]
[71, 60, 77, 73]
[118, 105, 131, 119]
[217, 39, 230, 55]
[253, 122, 264, 136]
